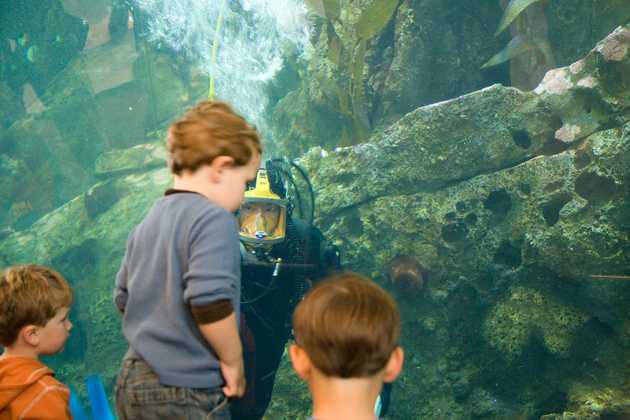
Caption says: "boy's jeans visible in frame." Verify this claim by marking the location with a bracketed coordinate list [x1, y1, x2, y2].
[115, 358, 230, 420]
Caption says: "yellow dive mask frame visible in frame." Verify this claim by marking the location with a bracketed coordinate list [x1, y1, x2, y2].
[239, 169, 287, 246]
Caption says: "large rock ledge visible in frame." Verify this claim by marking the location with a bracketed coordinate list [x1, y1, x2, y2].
[301, 25, 630, 218]
[321, 125, 629, 299]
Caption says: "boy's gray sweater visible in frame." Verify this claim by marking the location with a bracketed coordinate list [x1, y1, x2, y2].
[114, 191, 241, 389]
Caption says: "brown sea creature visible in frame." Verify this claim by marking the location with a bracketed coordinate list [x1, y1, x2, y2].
[387, 255, 427, 297]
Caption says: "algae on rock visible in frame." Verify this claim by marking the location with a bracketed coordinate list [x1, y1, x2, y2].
[296, 27, 630, 419]
[484, 287, 588, 359]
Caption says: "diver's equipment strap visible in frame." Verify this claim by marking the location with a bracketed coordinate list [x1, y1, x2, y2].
[241, 258, 283, 305]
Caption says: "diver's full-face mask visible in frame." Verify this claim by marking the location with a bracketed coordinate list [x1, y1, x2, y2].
[238, 169, 287, 247]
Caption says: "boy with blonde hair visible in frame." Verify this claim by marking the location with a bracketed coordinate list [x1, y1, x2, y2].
[290, 272, 404, 420]
[114, 101, 261, 419]
[0, 264, 74, 420]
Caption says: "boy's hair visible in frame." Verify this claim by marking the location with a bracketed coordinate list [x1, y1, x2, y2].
[0, 265, 73, 346]
[167, 100, 262, 175]
[293, 272, 400, 378]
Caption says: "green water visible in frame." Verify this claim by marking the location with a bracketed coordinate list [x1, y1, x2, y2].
[1, 1, 629, 419]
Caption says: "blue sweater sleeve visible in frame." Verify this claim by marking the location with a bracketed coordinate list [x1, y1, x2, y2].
[183, 207, 240, 306]
[113, 229, 135, 312]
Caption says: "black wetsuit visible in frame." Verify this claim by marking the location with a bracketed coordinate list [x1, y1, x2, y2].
[230, 218, 332, 420]
[230, 217, 393, 419]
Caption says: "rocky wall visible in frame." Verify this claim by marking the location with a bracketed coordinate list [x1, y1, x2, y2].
[0, 164, 170, 397]
[0, 17, 628, 420]
[294, 26, 630, 419]
[0, 23, 201, 231]
[270, 0, 630, 158]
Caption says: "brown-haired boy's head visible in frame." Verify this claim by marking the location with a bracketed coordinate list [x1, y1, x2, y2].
[291, 272, 403, 381]
[167, 100, 262, 176]
[0, 265, 73, 354]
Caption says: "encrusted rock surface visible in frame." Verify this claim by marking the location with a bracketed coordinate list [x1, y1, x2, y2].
[303, 25, 630, 218]
[270, 0, 630, 157]
[0, 167, 170, 388]
[484, 287, 588, 359]
[294, 26, 630, 419]
[0, 20, 628, 420]
[0, 30, 199, 231]
[95, 139, 167, 175]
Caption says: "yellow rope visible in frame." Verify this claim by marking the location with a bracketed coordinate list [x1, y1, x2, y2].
[208, 0, 227, 100]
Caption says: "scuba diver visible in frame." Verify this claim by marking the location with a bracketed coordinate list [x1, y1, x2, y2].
[66, 158, 388, 419]
[230, 159, 391, 420]
[230, 158, 339, 420]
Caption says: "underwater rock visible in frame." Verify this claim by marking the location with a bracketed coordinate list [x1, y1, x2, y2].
[133, 46, 206, 130]
[95, 140, 167, 176]
[504, 0, 555, 91]
[0, 167, 169, 264]
[469, 388, 510, 418]
[386, 254, 426, 297]
[376, 0, 504, 127]
[84, 181, 121, 220]
[0, 82, 24, 128]
[274, 0, 629, 156]
[310, 118, 629, 418]
[542, 385, 630, 419]
[0, 21, 198, 230]
[483, 286, 588, 359]
[0, 228, 15, 241]
[270, 88, 346, 157]
[317, 123, 630, 316]
[0, 166, 170, 391]
[93, 80, 148, 149]
[547, 0, 630, 67]
[271, 0, 505, 156]
[1, 111, 95, 229]
[303, 25, 630, 218]
[535, 25, 630, 145]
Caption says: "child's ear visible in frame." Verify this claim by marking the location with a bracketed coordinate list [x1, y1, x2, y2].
[213, 156, 236, 173]
[21, 325, 40, 347]
[208, 156, 235, 183]
[289, 344, 312, 381]
[383, 346, 404, 383]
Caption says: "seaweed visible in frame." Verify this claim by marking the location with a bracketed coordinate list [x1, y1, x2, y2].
[305, 0, 340, 21]
[482, 35, 538, 68]
[316, 0, 401, 145]
[495, 0, 546, 36]
[350, 39, 370, 142]
[484, 0, 555, 78]
[356, 0, 399, 40]
[326, 22, 343, 65]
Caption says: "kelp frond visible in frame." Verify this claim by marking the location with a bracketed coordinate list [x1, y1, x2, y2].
[495, 0, 546, 36]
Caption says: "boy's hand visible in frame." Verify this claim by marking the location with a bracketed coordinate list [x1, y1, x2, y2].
[220, 357, 246, 397]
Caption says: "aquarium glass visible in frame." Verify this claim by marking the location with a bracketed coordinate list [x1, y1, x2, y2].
[1, 0, 629, 418]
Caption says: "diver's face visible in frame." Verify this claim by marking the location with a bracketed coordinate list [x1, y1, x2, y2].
[239, 202, 282, 239]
